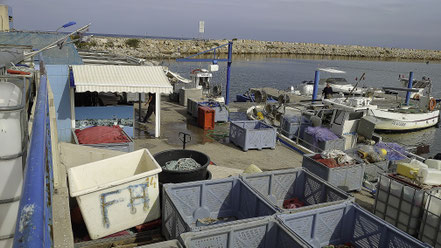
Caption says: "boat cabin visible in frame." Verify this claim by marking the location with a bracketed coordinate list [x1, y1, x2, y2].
[313, 97, 378, 149]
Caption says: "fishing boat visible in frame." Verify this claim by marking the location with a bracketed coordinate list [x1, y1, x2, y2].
[247, 96, 379, 153]
[368, 105, 439, 132]
[368, 85, 439, 132]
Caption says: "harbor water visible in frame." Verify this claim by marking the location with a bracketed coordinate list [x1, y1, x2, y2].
[166, 55, 441, 157]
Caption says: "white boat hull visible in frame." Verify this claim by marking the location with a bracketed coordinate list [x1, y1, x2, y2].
[369, 109, 439, 131]
[331, 84, 367, 95]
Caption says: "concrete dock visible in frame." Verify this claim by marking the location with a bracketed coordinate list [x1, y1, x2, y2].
[133, 99, 304, 171]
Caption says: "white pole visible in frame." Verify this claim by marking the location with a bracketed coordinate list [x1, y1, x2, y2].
[155, 93, 160, 138]
[70, 87, 76, 128]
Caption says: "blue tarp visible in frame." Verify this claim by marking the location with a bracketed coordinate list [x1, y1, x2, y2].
[305, 126, 339, 142]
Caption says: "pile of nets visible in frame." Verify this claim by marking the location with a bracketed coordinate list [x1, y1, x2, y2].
[75, 126, 129, 144]
[164, 158, 201, 171]
[305, 126, 339, 142]
[374, 142, 407, 161]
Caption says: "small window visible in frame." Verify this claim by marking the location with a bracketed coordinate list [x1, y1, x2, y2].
[349, 111, 364, 120]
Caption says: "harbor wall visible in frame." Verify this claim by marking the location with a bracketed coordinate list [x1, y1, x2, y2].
[85, 36, 441, 61]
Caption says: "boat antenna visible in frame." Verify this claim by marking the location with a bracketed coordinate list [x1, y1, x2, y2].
[344, 72, 365, 102]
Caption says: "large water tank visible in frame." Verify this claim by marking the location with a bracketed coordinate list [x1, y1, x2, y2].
[0, 81, 23, 247]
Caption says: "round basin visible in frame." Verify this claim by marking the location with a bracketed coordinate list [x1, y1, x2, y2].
[154, 149, 210, 184]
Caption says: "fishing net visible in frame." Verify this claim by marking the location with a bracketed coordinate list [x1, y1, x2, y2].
[164, 158, 201, 171]
[374, 142, 407, 161]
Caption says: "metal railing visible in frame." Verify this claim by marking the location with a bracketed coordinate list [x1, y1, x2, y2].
[13, 62, 54, 247]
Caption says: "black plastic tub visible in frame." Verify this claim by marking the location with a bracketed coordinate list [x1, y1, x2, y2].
[154, 149, 210, 184]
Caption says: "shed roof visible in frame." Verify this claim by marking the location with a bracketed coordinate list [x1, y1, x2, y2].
[0, 31, 83, 65]
[72, 65, 172, 94]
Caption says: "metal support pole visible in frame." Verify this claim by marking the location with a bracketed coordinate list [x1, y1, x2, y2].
[405, 71, 414, 105]
[138, 93, 142, 122]
[312, 70, 320, 101]
[225, 41, 233, 105]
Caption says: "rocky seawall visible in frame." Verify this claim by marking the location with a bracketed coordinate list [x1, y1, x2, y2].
[85, 36, 441, 61]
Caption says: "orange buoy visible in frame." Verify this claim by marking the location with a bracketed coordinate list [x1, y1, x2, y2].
[7, 69, 31, 75]
[191, 69, 202, 74]
[429, 98, 436, 111]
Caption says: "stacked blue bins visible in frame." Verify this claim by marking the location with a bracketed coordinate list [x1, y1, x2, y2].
[179, 217, 309, 248]
[240, 168, 352, 213]
[162, 177, 277, 239]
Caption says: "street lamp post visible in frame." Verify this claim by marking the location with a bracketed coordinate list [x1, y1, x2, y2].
[56, 21, 76, 32]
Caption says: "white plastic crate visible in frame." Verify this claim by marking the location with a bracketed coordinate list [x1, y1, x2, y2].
[419, 191, 441, 247]
[68, 149, 162, 239]
[373, 173, 433, 237]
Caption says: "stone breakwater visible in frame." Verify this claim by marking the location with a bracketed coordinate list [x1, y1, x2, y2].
[87, 36, 441, 61]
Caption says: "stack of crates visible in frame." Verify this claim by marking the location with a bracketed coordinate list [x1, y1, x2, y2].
[161, 168, 431, 248]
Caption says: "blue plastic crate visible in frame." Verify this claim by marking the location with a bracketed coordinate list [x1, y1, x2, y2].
[280, 115, 310, 139]
[229, 120, 276, 151]
[303, 131, 345, 152]
[162, 177, 278, 240]
[179, 217, 310, 248]
[240, 168, 353, 214]
[302, 154, 365, 192]
[277, 202, 430, 248]
[229, 112, 249, 121]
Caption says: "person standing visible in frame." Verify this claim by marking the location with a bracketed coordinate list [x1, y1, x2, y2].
[143, 93, 156, 123]
[322, 83, 334, 99]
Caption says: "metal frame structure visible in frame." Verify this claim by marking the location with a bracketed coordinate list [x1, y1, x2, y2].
[13, 60, 54, 247]
[176, 41, 233, 104]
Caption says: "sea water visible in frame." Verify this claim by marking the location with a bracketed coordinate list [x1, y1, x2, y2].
[165, 54, 441, 157]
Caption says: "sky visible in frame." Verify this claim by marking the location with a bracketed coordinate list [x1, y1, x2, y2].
[2, 0, 441, 50]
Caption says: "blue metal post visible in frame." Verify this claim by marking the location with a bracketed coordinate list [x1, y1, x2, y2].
[405, 71, 414, 105]
[225, 41, 233, 105]
[312, 70, 320, 101]
[14, 74, 48, 247]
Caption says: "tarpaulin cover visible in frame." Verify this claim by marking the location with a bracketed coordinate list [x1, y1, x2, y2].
[374, 142, 407, 161]
[305, 126, 339, 141]
[75, 126, 129, 144]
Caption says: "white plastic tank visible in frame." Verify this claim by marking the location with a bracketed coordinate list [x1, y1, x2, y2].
[0, 81, 23, 246]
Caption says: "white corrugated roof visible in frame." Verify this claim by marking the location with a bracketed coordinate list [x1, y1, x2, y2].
[72, 65, 172, 94]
